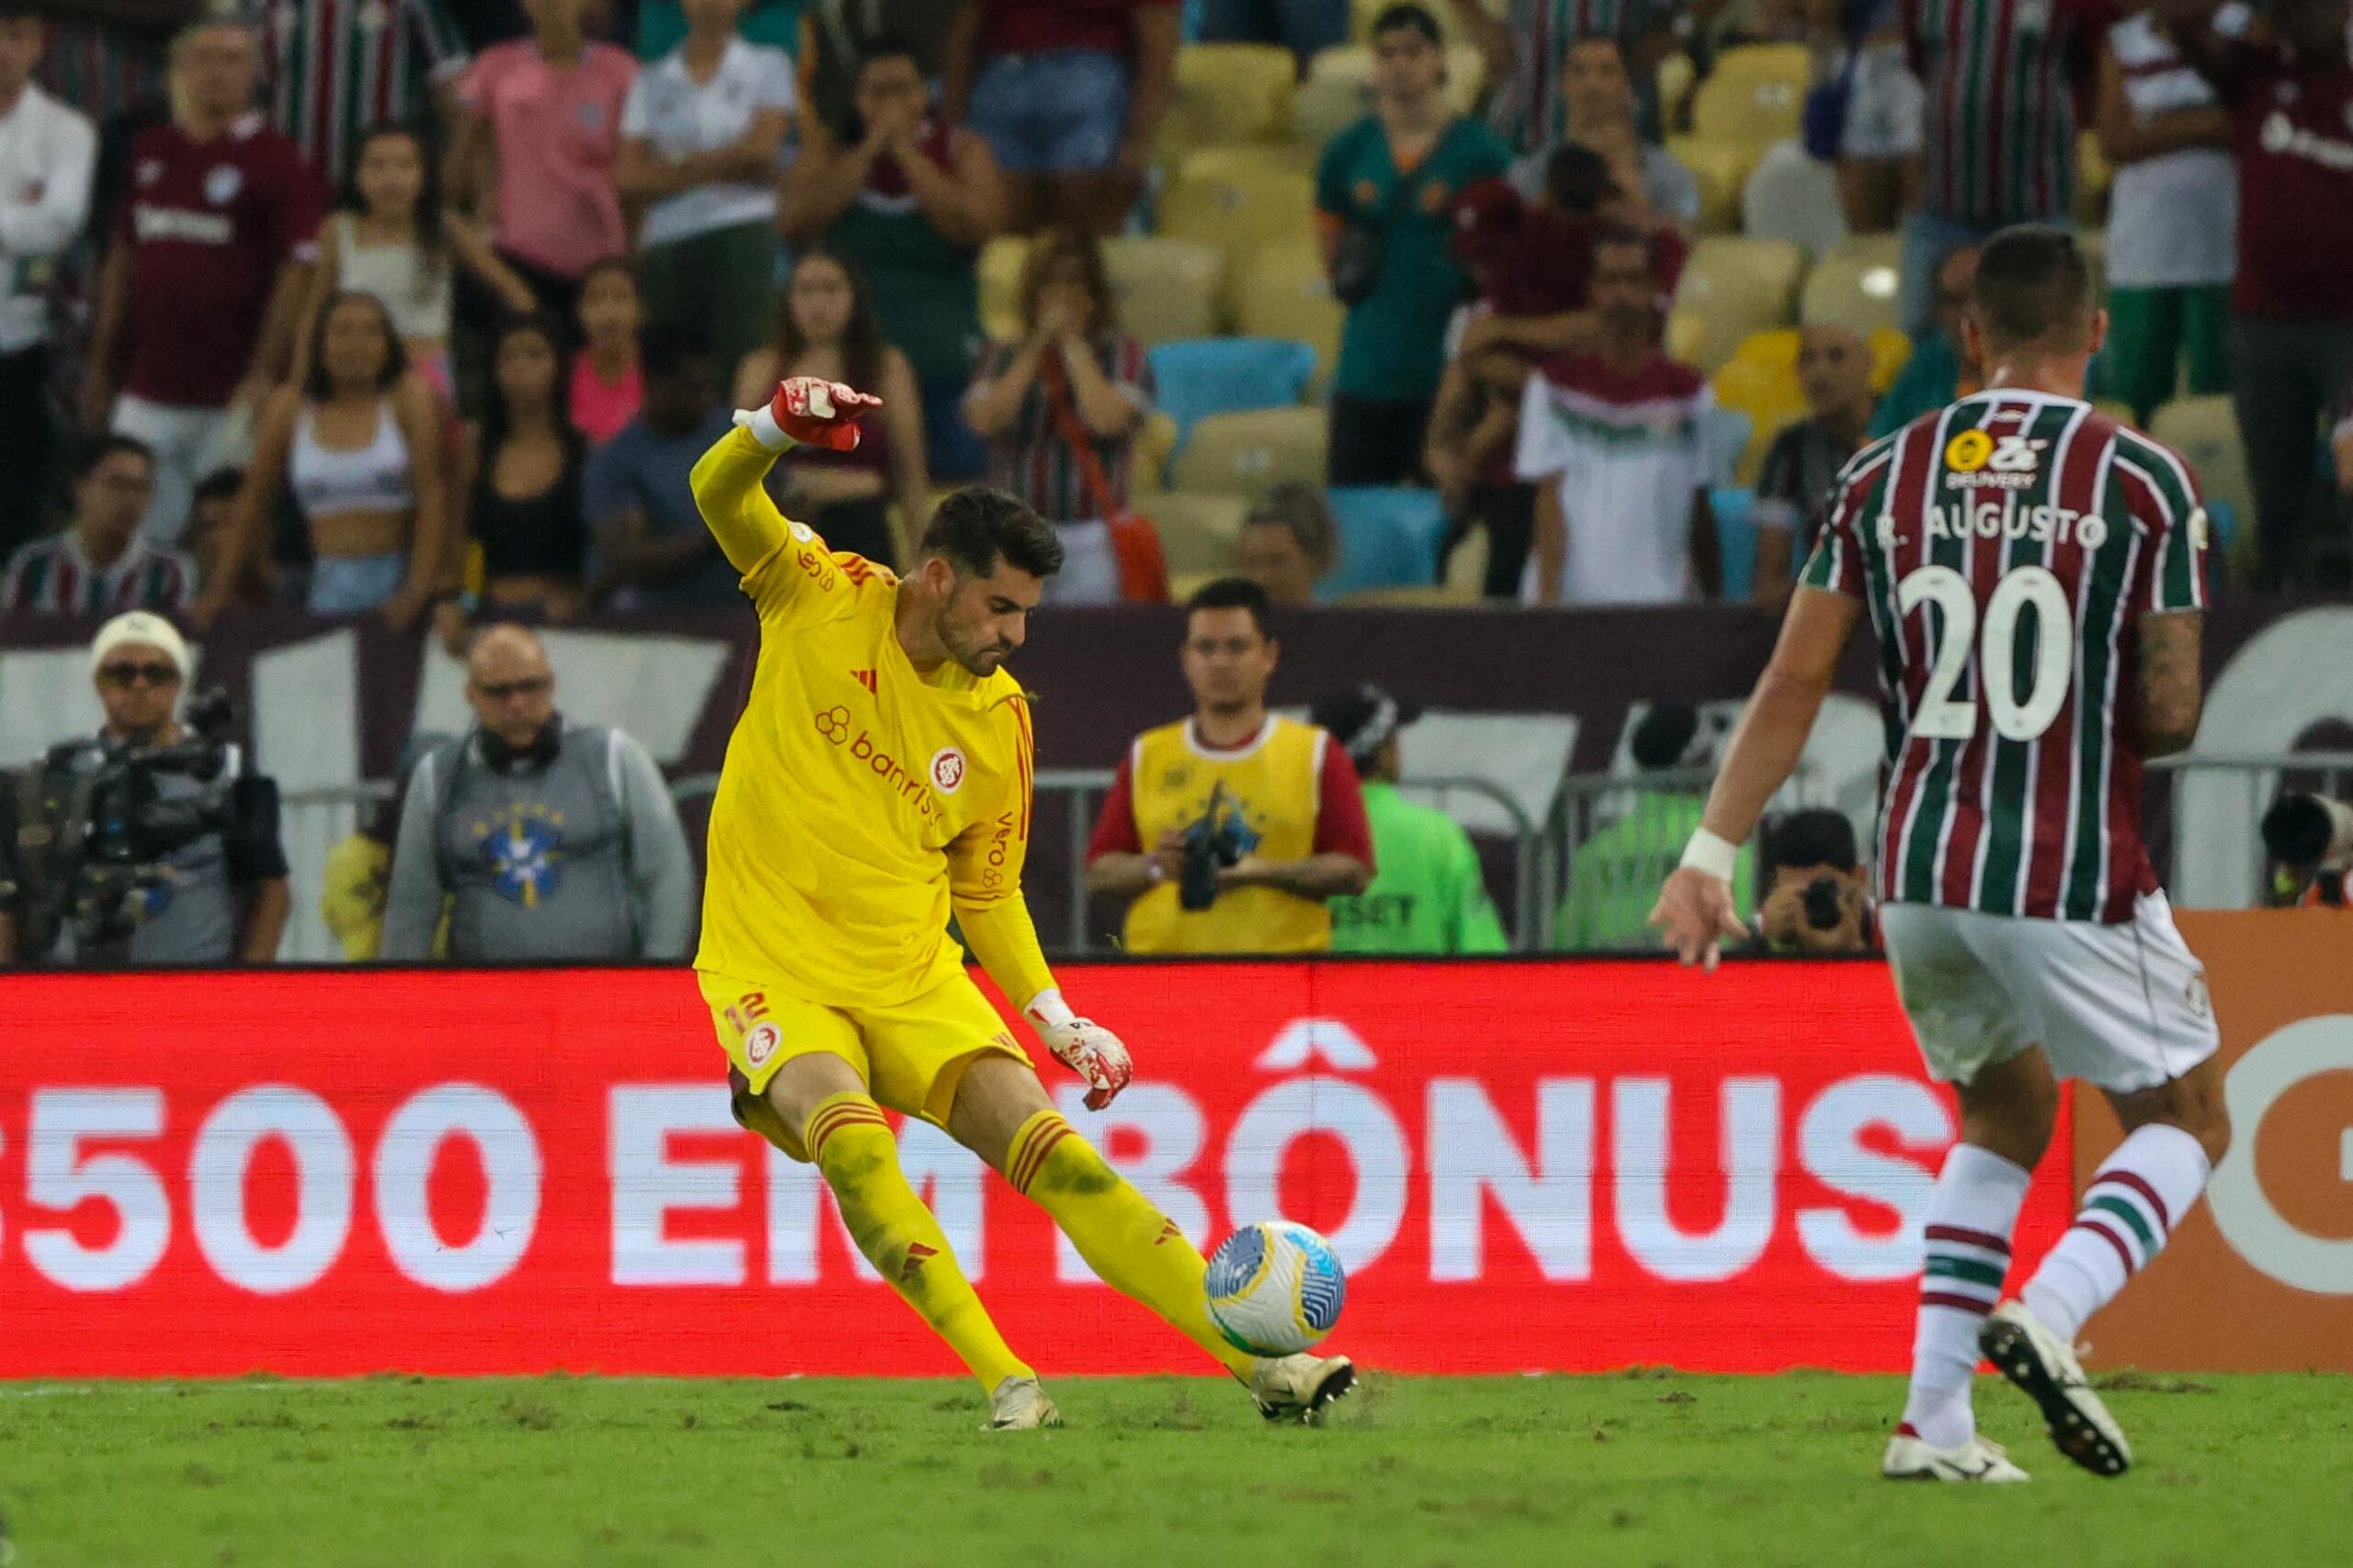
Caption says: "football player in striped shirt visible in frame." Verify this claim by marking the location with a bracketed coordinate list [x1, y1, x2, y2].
[688, 379, 1354, 1431]
[1653, 226, 2231, 1483]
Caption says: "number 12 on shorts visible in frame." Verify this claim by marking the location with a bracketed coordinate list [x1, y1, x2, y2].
[1898, 564, 2074, 742]
[725, 992, 769, 1037]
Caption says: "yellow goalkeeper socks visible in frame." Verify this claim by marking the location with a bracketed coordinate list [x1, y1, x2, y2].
[1006, 1109, 1257, 1380]
[804, 1093, 1033, 1394]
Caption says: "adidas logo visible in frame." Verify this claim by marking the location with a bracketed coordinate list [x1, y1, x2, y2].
[1154, 1220, 1181, 1246]
[899, 1241, 938, 1281]
[851, 669, 877, 696]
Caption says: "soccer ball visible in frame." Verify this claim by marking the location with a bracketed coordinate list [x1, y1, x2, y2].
[1203, 1221, 1346, 1357]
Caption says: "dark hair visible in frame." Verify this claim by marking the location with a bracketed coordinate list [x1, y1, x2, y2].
[1544, 142, 1617, 212]
[1370, 3, 1444, 43]
[192, 467, 244, 506]
[483, 312, 583, 458]
[858, 31, 926, 74]
[1018, 224, 1118, 338]
[918, 487, 1065, 579]
[778, 244, 886, 395]
[637, 321, 712, 382]
[1761, 808, 1860, 880]
[1243, 482, 1337, 572]
[304, 290, 409, 401]
[1971, 224, 2094, 353]
[338, 122, 449, 301]
[1630, 701, 1698, 770]
[579, 255, 638, 301]
[73, 434, 156, 483]
[1184, 575, 1272, 638]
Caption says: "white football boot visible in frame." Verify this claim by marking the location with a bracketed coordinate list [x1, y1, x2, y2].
[1249, 1353, 1356, 1426]
[1980, 1300, 2132, 1477]
[1882, 1425, 2031, 1483]
[983, 1375, 1063, 1432]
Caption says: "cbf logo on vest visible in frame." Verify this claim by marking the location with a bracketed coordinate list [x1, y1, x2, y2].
[474, 806, 568, 907]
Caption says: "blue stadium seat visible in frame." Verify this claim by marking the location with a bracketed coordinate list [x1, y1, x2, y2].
[1711, 486, 1757, 602]
[1146, 337, 1318, 455]
[1322, 487, 1449, 596]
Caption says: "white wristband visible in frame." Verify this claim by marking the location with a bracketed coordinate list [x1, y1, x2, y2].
[734, 404, 793, 451]
[1023, 987, 1076, 1030]
[1679, 828, 1740, 882]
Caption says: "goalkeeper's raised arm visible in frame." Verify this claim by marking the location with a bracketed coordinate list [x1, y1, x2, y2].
[689, 377, 882, 574]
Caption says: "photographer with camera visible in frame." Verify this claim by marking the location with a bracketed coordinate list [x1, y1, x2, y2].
[0, 612, 290, 966]
[2262, 790, 2353, 908]
[1085, 577, 1374, 954]
[1747, 808, 1876, 958]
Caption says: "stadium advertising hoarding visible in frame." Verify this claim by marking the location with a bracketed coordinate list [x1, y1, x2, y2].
[0, 960, 2076, 1379]
[2071, 913, 2353, 1372]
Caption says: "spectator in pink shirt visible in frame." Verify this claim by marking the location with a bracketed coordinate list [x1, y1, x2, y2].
[446, 0, 638, 328]
[571, 256, 644, 442]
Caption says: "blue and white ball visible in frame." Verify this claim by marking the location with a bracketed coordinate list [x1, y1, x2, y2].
[1203, 1221, 1346, 1357]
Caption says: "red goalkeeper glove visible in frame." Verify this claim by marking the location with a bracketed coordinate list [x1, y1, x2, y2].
[738, 376, 881, 452]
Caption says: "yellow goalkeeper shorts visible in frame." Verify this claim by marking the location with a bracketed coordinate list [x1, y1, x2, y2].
[699, 968, 1033, 1161]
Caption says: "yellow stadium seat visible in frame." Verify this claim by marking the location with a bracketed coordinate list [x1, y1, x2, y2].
[1159, 43, 1296, 164]
[1672, 236, 1805, 372]
[1443, 523, 1486, 597]
[1712, 331, 1807, 483]
[1690, 44, 1810, 144]
[1665, 137, 1758, 235]
[1156, 167, 1319, 317]
[2148, 395, 2256, 532]
[1303, 43, 1488, 119]
[2075, 131, 2110, 226]
[1667, 309, 1708, 365]
[1180, 142, 1323, 185]
[1800, 233, 1904, 336]
[1168, 406, 1330, 496]
[1288, 69, 1370, 148]
[1134, 411, 1179, 495]
[1103, 236, 1226, 346]
[1235, 238, 1345, 386]
[1147, 490, 1254, 576]
[978, 235, 1030, 344]
[1869, 325, 1911, 392]
[1657, 51, 1696, 118]
[2093, 399, 2140, 432]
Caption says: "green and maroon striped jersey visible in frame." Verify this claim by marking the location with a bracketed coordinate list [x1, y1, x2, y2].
[1801, 389, 2207, 923]
[1904, 0, 2109, 224]
[256, 0, 469, 183]
[1485, 0, 1665, 153]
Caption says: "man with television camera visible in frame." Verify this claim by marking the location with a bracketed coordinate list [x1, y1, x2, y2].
[1084, 577, 1374, 953]
[1747, 808, 1875, 957]
[0, 611, 289, 965]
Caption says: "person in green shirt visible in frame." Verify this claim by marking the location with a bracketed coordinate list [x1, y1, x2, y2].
[1314, 4, 1511, 486]
[1557, 702, 1752, 950]
[1314, 685, 1510, 955]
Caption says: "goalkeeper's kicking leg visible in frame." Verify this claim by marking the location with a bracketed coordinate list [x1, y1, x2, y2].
[946, 1054, 1356, 1426]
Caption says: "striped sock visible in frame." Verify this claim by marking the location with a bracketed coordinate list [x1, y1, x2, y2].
[2022, 1123, 2211, 1345]
[1006, 1109, 1257, 1380]
[803, 1092, 1033, 1394]
[1901, 1142, 2032, 1449]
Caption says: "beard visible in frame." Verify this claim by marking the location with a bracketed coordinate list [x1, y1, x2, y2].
[938, 610, 1013, 677]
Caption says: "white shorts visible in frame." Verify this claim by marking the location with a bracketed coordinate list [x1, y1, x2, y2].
[1878, 892, 2220, 1094]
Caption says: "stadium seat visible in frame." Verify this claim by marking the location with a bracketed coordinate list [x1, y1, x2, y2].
[1665, 137, 1758, 235]
[1444, 523, 1487, 598]
[2075, 131, 2110, 227]
[1168, 405, 1329, 495]
[2093, 398, 2139, 432]
[1235, 239, 1345, 386]
[1742, 141, 1847, 256]
[1672, 236, 1805, 372]
[1711, 334, 1804, 483]
[1323, 486, 1448, 594]
[1288, 69, 1371, 148]
[1155, 166, 1319, 314]
[1303, 43, 1488, 119]
[1158, 43, 1295, 165]
[1711, 486, 1758, 602]
[1869, 325, 1911, 392]
[979, 234, 1029, 344]
[1179, 142, 1322, 186]
[1167, 567, 1224, 602]
[1146, 337, 1319, 454]
[1800, 233, 1904, 336]
[1657, 51, 1696, 117]
[2148, 395, 2256, 530]
[1689, 44, 1810, 144]
[1134, 411, 1178, 494]
[1146, 490, 1253, 576]
[1101, 236, 1225, 346]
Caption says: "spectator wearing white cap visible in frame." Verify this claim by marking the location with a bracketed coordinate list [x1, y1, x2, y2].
[0, 610, 290, 965]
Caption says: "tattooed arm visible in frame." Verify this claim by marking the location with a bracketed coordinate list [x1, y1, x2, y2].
[2137, 611, 2204, 757]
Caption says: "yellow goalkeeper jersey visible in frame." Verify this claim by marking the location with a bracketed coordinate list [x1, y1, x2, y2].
[688, 426, 1055, 1012]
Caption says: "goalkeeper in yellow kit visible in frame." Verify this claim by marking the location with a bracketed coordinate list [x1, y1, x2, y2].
[689, 379, 1354, 1430]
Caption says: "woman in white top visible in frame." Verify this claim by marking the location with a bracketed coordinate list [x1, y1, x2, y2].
[297, 124, 538, 396]
[2094, 6, 2239, 425]
[615, 0, 795, 371]
[198, 292, 449, 628]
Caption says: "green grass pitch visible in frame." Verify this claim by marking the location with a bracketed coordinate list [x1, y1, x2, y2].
[4, 1372, 2347, 1566]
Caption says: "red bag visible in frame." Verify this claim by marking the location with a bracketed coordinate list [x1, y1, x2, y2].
[1042, 348, 1169, 603]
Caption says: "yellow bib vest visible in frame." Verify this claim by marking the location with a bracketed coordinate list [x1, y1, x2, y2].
[1120, 715, 1333, 955]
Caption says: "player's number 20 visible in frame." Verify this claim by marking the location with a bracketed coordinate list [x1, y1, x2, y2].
[1897, 564, 2073, 743]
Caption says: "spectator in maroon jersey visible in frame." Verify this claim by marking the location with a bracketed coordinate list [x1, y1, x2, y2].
[0, 435, 197, 616]
[2165, 0, 2353, 589]
[941, 0, 1181, 235]
[83, 16, 324, 550]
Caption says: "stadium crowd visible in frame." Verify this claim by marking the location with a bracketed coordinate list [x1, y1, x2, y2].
[0, 0, 2342, 963]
